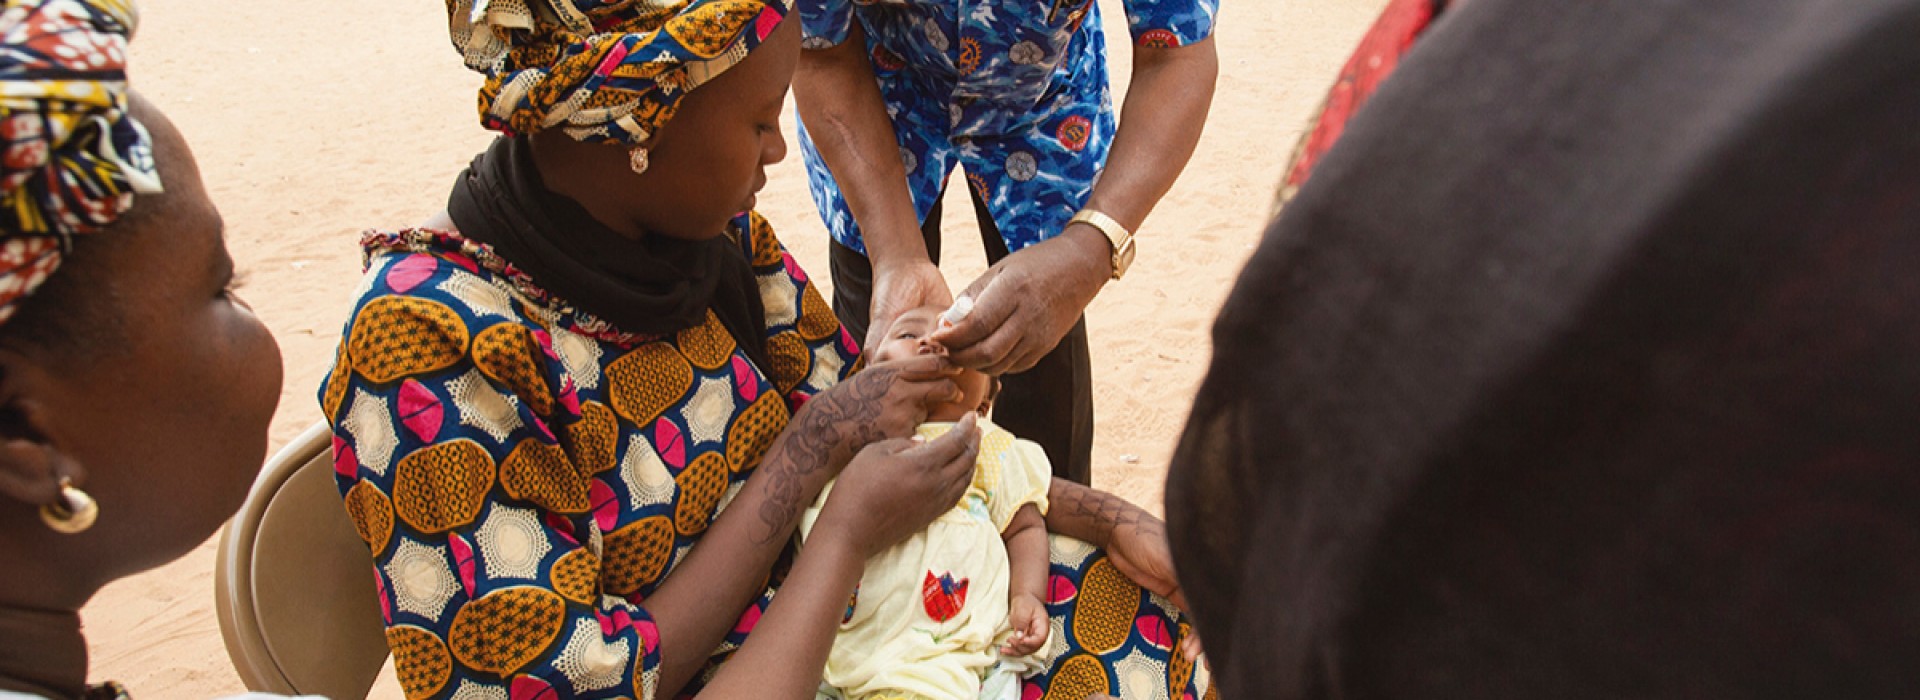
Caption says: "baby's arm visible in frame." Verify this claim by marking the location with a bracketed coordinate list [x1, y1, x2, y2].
[1001, 503, 1049, 656]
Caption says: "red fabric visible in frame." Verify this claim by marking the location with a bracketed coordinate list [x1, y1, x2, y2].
[1282, 0, 1444, 192]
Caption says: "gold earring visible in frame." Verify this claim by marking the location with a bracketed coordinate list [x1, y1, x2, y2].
[40, 477, 97, 534]
[629, 147, 650, 175]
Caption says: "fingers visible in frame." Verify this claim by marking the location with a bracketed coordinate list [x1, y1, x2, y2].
[929, 272, 1012, 352]
[856, 436, 921, 460]
[862, 324, 887, 361]
[931, 413, 981, 499]
[1165, 585, 1191, 613]
[902, 411, 979, 469]
[1179, 632, 1204, 662]
[1026, 610, 1049, 641]
[1001, 339, 1054, 376]
[865, 301, 905, 358]
[1002, 638, 1041, 656]
[946, 323, 1023, 373]
[878, 352, 963, 380]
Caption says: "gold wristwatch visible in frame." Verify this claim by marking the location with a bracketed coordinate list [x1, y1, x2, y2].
[1070, 208, 1136, 280]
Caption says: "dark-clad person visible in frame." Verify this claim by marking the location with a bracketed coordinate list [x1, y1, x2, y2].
[1171, 0, 1920, 697]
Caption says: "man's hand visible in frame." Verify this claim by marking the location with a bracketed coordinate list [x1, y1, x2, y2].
[866, 258, 952, 353]
[930, 224, 1109, 374]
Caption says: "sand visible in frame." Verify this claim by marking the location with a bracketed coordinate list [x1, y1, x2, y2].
[83, 0, 1387, 695]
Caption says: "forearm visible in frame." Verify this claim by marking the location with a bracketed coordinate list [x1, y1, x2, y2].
[794, 24, 927, 266]
[1002, 505, 1050, 601]
[1082, 39, 1219, 231]
[1044, 478, 1159, 548]
[644, 400, 863, 694]
[695, 531, 867, 700]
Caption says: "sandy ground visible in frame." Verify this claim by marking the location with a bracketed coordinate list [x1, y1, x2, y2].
[82, 0, 1386, 696]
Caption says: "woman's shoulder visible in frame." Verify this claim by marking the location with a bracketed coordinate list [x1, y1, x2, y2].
[348, 228, 548, 332]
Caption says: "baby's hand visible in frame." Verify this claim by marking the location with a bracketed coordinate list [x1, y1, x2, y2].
[1001, 592, 1049, 657]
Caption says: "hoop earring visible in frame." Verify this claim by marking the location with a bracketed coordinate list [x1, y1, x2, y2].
[40, 477, 97, 534]
[629, 147, 650, 175]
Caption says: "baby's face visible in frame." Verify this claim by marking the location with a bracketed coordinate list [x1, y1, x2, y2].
[872, 306, 992, 418]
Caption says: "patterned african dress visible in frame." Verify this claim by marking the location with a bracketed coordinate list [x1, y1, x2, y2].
[797, 0, 1220, 254]
[321, 216, 1211, 699]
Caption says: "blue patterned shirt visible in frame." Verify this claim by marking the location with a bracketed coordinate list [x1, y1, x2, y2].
[798, 0, 1220, 254]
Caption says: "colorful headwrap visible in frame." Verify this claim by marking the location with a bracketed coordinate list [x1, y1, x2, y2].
[0, 0, 160, 325]
[451, 0, 794, 146]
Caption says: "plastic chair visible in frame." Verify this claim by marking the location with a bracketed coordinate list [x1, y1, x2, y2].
[216, 421, 391, 699]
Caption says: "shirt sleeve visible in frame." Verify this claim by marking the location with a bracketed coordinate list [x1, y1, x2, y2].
[799, 0, 857, 48]
[1123, 0, 1220, 48]
[739, 212, 861, 409]
[324, 254, 666, 700]
[985, 427, 1054, 533]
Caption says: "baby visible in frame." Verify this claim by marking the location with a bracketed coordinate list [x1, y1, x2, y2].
[798, 302, 1053, 700]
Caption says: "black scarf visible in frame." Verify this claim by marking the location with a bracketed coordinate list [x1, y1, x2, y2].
[448, 136, 769, 371]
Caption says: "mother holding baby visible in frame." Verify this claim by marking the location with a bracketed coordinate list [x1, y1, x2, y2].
[323, 1, 1205, 698]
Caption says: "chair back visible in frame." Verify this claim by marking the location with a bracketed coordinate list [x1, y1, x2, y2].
[216, 421, 390, 699]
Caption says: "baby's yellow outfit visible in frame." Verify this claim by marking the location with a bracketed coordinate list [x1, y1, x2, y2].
[798, 419, 1054, 700]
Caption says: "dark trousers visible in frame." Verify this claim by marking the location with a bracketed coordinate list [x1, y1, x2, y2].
[829, 186, 1095, 486]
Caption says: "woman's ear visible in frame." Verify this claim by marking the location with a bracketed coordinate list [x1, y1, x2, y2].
[0, 359, 84, 509]
[0, 436, 79, 508]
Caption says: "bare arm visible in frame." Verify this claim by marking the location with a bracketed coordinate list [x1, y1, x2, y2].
[931, 38, 1221, 373]
[639, 384, 862, 695]
[793, 21, 925, 269]
[692, 530, 867, 699]
[1044, 478, 1156, 549]
[645, 359, 956, 697]
[794, 23, 952, 350]
[1082, 37, 1219, 235]
[1000, 503, 1051, 655]
[699, 417, 983, 699]
[1003, 504, 1049, 604]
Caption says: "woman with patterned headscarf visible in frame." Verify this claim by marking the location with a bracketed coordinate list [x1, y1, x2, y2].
[0, 1, 285, 698]
[323, 1, 1205, 698]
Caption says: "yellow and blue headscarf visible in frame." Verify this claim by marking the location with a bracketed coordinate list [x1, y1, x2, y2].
[451, 0, 794, 146]
[0, 0, 160, 325]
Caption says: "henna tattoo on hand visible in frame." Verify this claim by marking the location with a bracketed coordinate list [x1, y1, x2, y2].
[750, 366, 899, 544]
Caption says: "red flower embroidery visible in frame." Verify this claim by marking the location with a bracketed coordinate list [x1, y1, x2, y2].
[922, 571, 969, 622]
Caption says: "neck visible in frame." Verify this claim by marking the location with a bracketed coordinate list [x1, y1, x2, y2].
[0, 604, 88, 699]
[524, 132, 650, 241]
[927, 405, 981, 423]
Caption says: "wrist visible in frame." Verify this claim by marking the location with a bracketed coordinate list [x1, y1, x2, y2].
[1060, 223, 1119, 286]
[810, 504, 882, 559]
[790, 400, 860, 473]
[864, 228, 933, 271]
[1066, 208, 1137, 281]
